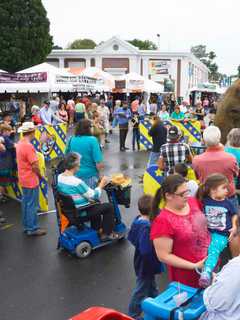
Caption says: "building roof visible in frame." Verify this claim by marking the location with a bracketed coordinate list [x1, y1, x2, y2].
[48, 36, 209, 72]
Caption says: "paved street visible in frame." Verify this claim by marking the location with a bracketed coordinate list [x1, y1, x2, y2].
[0, 131, 168, 320]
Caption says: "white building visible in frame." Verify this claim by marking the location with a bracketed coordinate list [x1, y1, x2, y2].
[47, 36, 209, 98]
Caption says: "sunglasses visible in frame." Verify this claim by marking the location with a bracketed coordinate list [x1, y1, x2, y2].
[174, 189, 190, 197]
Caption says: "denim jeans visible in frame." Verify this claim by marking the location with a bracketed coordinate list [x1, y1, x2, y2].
[132, 128, 140, 150]
[128, 276, 158, 318]
[21, 187, 39, 232]
[80, 176, 99, 189]
[147, 152, 160, 168]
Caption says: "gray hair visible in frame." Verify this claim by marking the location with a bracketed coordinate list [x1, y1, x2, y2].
[227, 128, 240, 148]
[203, 126, 221, 147]
[64, 152, 81, 170]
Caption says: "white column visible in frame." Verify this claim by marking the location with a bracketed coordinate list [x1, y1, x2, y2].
[86, 57, 91, 68]
[59, 57, 65, 68]
[95, 56, 102, 69]
[142, 57, 149, 78]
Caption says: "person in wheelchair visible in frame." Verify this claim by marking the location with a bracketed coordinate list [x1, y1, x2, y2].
[57, 152, 121, 241]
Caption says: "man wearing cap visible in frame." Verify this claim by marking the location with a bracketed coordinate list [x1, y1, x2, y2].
[16, 122, 46, 236]
[158, 126, 193, 175]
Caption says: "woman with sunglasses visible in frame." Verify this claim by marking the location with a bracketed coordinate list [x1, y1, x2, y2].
[150, 174, 210, 288]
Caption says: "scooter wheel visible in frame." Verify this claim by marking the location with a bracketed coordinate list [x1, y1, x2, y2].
[75, 241, 92, 258]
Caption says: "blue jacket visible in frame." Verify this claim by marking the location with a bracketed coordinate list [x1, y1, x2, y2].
[128, 216, 164, 278]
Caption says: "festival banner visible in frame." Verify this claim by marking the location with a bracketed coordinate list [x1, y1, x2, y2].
[0, 72, 47, 83]
[143, 165, 197, 200]
[6, 152, 48, 212]
[139, 119, 202, 151]
[31, 123, 67, 161]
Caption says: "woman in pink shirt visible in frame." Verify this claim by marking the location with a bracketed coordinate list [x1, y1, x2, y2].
[151, 174, 210, 288]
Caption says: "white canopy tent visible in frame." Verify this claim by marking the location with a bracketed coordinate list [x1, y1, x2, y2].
[0, 63, 97, 93]
[80, 67, 115, 91]
[0, 69, 7, 73]
[144, 79, 164, 93]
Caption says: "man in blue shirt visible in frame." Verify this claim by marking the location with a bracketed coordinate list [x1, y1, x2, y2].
[114, 101, 132, 151]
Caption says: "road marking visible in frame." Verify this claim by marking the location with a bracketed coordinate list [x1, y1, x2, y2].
[38, 209, 56, 215]
[0, 223, 14, 231]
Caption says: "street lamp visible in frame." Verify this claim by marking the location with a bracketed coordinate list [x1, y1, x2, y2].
[156, 34, 160, 50]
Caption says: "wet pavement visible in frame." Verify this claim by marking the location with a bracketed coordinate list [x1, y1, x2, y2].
[0, 130, 168, 320]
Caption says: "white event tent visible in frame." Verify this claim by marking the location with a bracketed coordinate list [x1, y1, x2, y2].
[80, 67, 115, 91]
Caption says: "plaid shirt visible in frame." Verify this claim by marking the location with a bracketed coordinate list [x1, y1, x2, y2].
[160, 142, 191, 174]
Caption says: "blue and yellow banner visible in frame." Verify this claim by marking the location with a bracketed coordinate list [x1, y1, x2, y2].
[6, 152, 48, 212]
[143, 165, 198, 199]
[31, 123, 67, 161]
[140, 119, 201, 151]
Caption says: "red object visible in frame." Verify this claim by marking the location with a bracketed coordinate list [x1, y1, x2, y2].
[150, 197, 210, 288]
[69, 307, 133, 320]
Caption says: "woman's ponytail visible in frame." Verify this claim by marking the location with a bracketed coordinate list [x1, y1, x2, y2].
[151, 187, 163, 219]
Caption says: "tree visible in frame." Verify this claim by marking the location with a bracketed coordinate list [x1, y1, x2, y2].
[191, 45, 220, 81]
[0, 0, 53, 73]
[68, 39, 96, 49]
[127, 39, 158, 50]
[237, 65, 240, 78]
[52, 45, 63, 50]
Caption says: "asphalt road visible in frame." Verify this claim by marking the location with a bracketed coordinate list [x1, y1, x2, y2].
[0, 130, 168, 320]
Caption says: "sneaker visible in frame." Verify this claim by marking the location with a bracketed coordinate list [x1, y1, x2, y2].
[124, 147, 129, 150]
[0, 216, 6, 224]
[26, 228, 47, 236]
[199, 271, 211, 288]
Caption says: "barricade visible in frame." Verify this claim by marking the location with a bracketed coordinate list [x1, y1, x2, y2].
[140, 119, 201, 151]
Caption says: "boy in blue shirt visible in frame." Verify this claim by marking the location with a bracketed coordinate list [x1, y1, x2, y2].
[128, 194, 164, 319]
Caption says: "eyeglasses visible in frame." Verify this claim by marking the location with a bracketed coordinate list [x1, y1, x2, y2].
[174, 189, 190, 197]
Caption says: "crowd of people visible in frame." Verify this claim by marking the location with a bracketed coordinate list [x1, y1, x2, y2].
[0, 89, 239, 320]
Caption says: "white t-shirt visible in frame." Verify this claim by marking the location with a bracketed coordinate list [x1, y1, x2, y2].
[187, 180, 199, 197]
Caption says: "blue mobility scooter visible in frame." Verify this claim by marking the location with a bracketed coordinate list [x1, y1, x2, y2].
[142, 282, 205, 320]
[52, 165, 131, 258]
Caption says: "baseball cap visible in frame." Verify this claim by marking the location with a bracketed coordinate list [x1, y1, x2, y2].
[168, 126, 181, 140]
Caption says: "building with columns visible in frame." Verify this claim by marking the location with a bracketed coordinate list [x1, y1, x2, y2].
[46, 36, 209, 98]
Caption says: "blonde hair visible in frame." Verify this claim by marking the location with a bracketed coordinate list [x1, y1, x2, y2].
[0, 123, 12, 133]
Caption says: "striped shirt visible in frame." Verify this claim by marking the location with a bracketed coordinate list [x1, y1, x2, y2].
[159, 142, 191, 174]
[57, 173, 101, 208]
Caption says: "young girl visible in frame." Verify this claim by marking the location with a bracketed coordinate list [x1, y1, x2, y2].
[197, 173, 238, 288]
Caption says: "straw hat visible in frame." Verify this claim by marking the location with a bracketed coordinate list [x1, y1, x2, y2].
[18, 122, 35, 133]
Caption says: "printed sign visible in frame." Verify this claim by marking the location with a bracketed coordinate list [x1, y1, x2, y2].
[149, 60, 171, 75]
[0, 72, 47, 83]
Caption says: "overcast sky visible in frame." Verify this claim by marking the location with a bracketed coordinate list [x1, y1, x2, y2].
[42, 0, 239, 75]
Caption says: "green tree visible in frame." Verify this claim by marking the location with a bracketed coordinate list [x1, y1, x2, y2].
[127, 39, 158, 50]
[68, 39, 96, 49]
[0, 0, 53, 73]
[53, 45, 63, 50]
[191, 45, 220, 81]
[237, 65, 240, 78]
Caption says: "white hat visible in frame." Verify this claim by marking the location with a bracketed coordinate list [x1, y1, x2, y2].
[18, 122, 35, 133]
[31, 105, 40, 113]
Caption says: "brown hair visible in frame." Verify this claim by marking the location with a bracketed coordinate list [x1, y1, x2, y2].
[138, 194, 153, 217]
[0, 123, 12, 133]
[152, 174, 186, 218]
[197, 173, 228, 201]
[75, 119, 92, 136]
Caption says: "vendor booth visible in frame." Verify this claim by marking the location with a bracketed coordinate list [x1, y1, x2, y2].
[189, 82, 225, 106]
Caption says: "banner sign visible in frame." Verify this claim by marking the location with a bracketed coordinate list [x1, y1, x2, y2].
[55, 75, 96, 85]
[0, 72, 47, 83]
[128, 79, 144, 91]
[149, 60, 171, 75]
